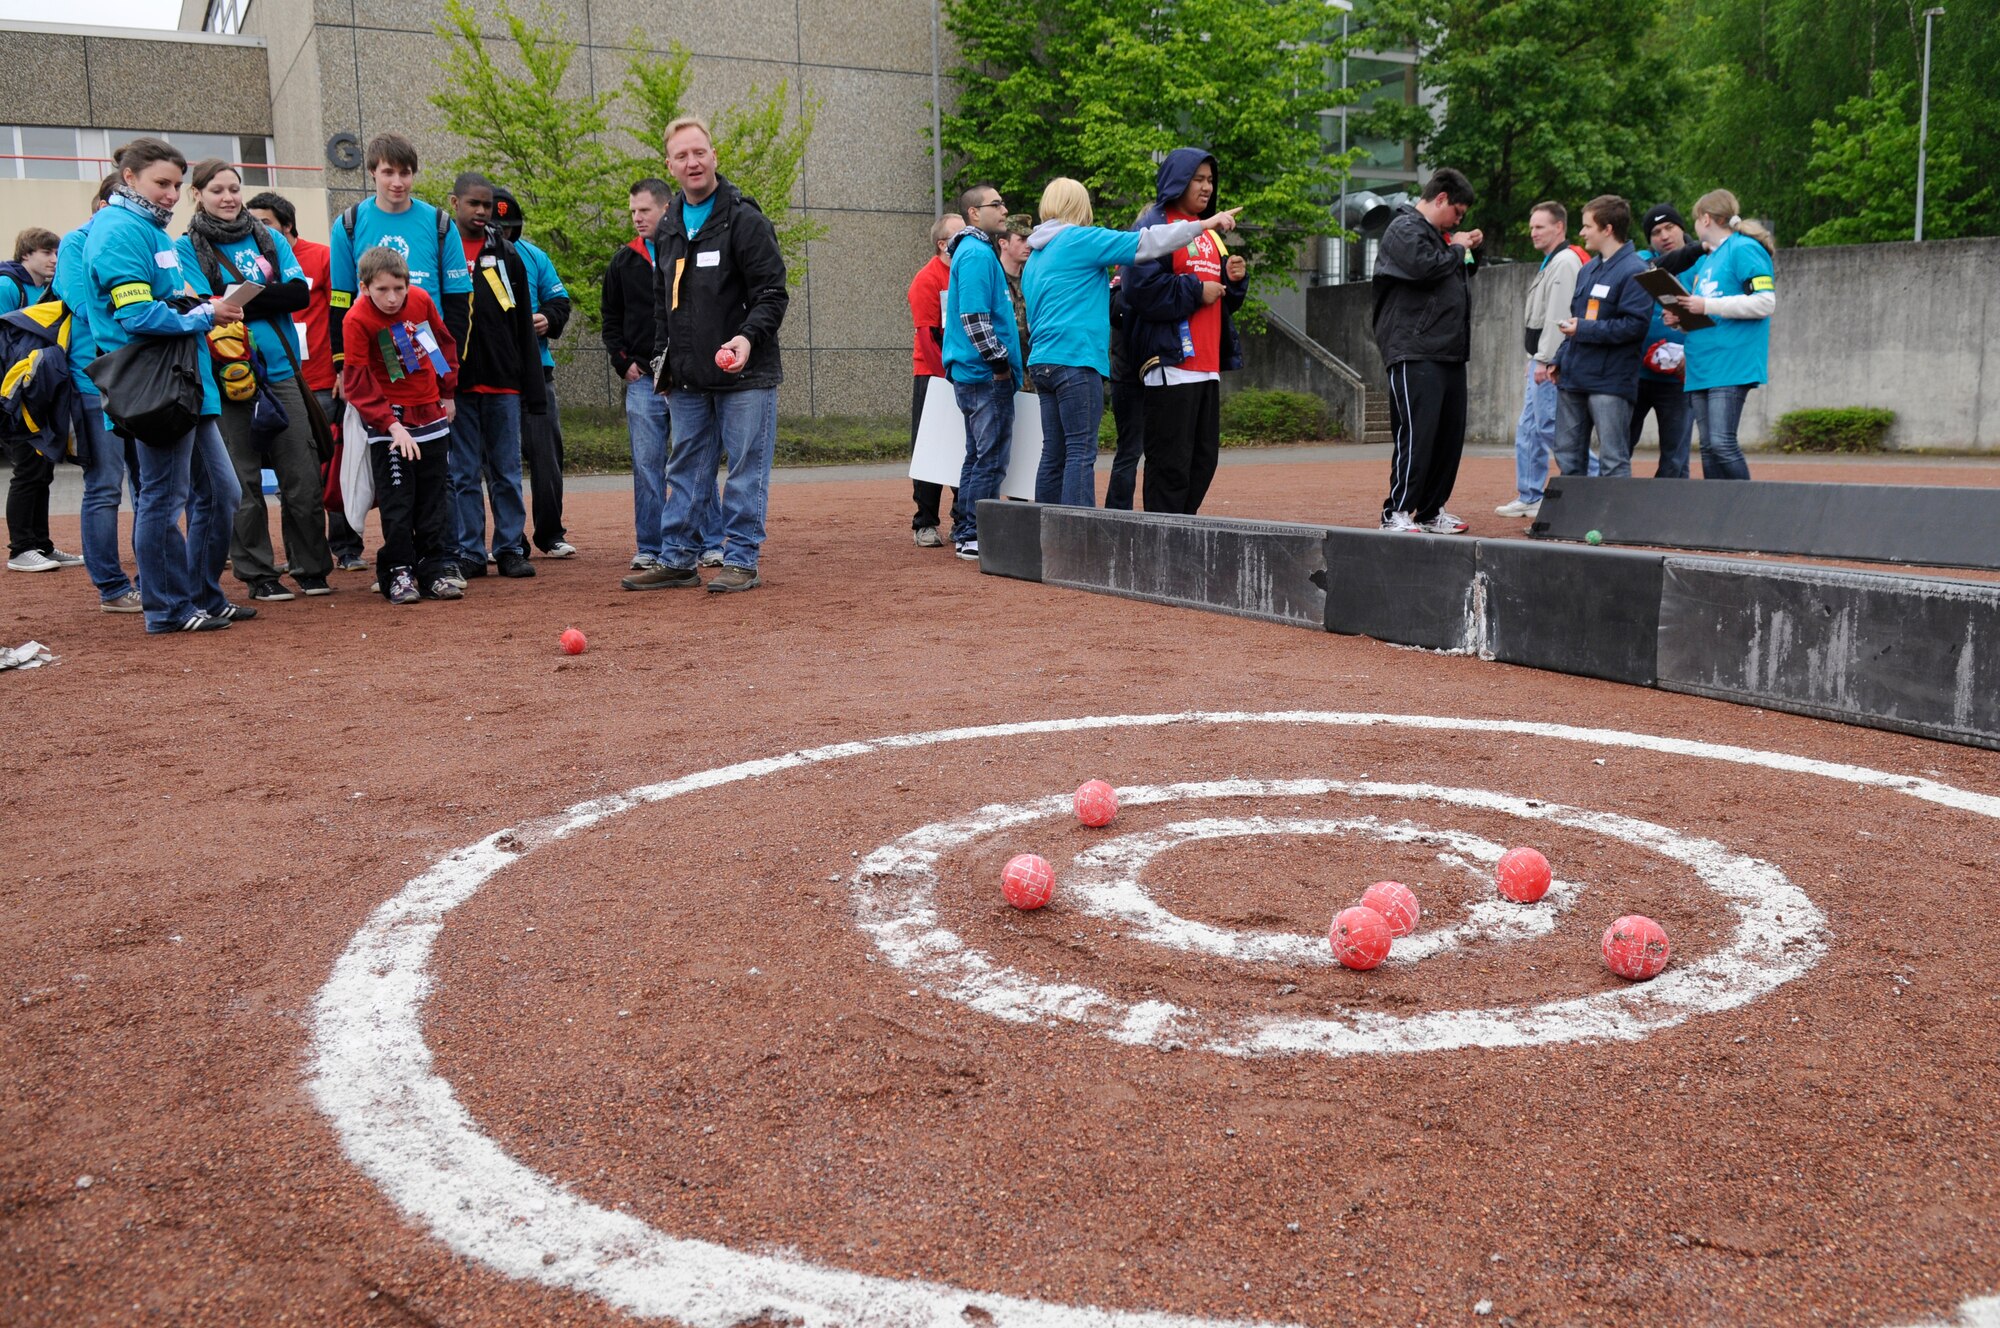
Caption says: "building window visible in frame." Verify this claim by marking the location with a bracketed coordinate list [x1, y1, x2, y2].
[204, 0, 250, 34]
[0, 127, 276, 185]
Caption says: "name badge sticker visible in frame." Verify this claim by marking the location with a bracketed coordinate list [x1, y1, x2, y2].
[1590, 283, 1610, 297]
[155, 250, 179, 269]
[696, 250, 721, 268]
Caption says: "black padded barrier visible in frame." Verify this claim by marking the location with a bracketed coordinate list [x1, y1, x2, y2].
[1322, 527, 1480, 651]
[973, 499, 1045, 582]
[1479, 540, 1664, 687]
[1532, 476, 2000, 571]
[1657, 556, 2000, 751]
[1038, 508, 1328, 629]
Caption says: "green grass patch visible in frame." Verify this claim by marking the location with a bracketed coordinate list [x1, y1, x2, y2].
[1772, 407, 1895, 454]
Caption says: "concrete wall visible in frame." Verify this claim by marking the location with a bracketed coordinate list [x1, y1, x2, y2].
[0, 22, 272, 136]
[0, 180, 334, 249]
[248, 3, 945, 420]
[1307, 237, 2000, 452]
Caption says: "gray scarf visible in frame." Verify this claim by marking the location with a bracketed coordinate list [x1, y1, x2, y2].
[112, 186, 174, 229]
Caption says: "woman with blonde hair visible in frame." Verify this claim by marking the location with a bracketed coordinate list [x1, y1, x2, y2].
[1664, 188, 1775, 480]
[1021, 175, 1238, 506]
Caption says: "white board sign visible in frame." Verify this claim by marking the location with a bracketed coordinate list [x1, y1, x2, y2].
[907, 375, 1045, 501]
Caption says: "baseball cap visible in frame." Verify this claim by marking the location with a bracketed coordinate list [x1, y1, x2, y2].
[491, 186, 524, 228]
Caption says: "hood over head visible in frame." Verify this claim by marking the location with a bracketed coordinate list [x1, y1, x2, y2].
[1153, 147, 1220, 217]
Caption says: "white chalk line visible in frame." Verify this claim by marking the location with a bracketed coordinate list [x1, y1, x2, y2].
[853, 779, 1824, 1058]
[307, 711, 2000, 1327]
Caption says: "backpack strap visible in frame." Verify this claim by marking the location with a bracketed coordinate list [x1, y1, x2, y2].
[341, 203, 360, 244]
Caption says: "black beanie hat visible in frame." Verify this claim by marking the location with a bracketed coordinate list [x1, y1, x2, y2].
[1639, 203, 1686, 238]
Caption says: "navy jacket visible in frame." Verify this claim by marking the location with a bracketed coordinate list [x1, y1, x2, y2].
[1120, 147, 1247, 378]
[1553, 240, 1652, 401]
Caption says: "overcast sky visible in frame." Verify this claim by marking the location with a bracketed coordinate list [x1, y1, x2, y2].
[0, 0, 180, 27]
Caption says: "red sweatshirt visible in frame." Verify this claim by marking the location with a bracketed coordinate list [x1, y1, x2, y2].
[908, 255, 950, 378]
[341, 285, 460, 434]
[290, 237, 335, 393]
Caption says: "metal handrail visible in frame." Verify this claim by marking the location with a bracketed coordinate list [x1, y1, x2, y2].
[1260, 308, 1368, 391]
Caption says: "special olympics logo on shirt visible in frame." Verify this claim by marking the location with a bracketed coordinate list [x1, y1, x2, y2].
[379, 235, 412, 261]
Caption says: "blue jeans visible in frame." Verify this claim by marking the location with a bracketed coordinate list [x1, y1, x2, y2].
[1512, 357, 1557, 504]
[1031, 364, 1103, 507]
[626, 379, 721, 560]
[1631, 376, 1693, 478]
[949, 374, 1015, 544]
[1554, 390, 1636, 478]
[134, 417, 238, 632]
[662, 387, 776, 569]
[79, 396, 135, 600]
[448, 393, 528, 564]
[1691, 384, 1753, 480]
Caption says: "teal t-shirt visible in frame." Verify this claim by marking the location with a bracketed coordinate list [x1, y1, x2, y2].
[514, 236, 567, 370]
[53, 223, 100, 395]
[328, 198, 473, 309]
[1022, 223, 1151, 377]
[682, 195, 715, 239]
[81, 198, 221, 418]
[0, 274, 45, 314]
[1684, 232, 1774, 392]
[176, 224, 307, 382]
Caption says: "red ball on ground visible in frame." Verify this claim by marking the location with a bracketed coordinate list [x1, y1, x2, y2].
[1002, 853, 1055, 910]
[1497, 845, 1553, 903]
[1602, 915, 1672, 980]
[559, 628, 587, 656]
[1073, 779, 1118, 827]
[1329, 905, 1393, 970]
[1359, 880, 1420, 937]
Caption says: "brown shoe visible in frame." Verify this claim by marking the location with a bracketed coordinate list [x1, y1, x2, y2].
[705, 565, 761, 593]
[620, 564, 701, 591]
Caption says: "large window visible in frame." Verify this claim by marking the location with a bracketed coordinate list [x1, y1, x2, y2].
[0, 127, 277, 185]
[204, 0, 251, 34]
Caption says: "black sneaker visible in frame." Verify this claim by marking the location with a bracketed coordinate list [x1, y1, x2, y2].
[459, 559, 488, 579]
[216, 602, 258, 622]
[178, 612, 231, 632]
[250, 578, 295, 602]
[496, 550, 536, 579]
[295, 574, 334, 596]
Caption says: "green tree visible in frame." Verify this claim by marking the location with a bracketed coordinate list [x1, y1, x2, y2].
[1796, 74, 1979, 245]
[943, 0, 1362, 295]
[622, 43, 828, 271]
[1352, 0, 1688, 260]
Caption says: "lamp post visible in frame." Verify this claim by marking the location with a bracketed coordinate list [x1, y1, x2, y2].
[1915, 6, 1944, 242]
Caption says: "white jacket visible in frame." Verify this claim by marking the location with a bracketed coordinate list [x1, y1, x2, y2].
[1524, 246, 1583, 363]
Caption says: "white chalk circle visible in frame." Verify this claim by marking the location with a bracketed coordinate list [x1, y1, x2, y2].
[309, 711, 2000, 1328]
[852, 777, 1826, 1058]
[1059, 808, 1586, 965]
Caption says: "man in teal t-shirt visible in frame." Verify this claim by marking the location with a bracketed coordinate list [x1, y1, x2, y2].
[327, 133, 473, 380]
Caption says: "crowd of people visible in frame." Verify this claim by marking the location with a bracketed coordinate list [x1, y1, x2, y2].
[1, 128, 1780, 627]
[1, 119, 787, 629]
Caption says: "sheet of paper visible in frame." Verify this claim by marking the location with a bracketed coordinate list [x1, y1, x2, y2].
[221, 280, 264, 307]
[908, 374, 1046, 501]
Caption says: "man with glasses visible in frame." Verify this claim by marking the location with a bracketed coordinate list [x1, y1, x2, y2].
[1370, 167, 1482, 534]
[939, 185, 1022, 561]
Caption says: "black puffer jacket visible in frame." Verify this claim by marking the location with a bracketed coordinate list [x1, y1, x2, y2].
[1370, 204, 1476, 367]
[650, 175, 789, 393]
[600, 239, 657, 378]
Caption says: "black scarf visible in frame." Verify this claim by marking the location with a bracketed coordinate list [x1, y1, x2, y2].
[186, 207, 280, 296]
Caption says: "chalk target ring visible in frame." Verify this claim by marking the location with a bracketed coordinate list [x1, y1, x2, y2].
[308, 711, 2000, 1328]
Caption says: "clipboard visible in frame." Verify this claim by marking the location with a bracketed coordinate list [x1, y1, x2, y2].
[221, 280, 264, 308]
[1634, 269, 1714, 331]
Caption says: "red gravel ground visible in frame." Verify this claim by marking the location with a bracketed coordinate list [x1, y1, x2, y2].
[3, 453, 1998, 1327]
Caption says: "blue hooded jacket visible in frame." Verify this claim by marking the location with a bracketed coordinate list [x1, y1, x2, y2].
[1120, 147, 1247, 379]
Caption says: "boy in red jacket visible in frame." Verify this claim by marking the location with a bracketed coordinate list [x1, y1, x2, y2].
[342, 247, 461, 604]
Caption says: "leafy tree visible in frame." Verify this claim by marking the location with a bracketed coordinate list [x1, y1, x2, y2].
[943, 0, 1363, 294]
[1351, 0, 1688, 260]
[1796, 74, 1979, 245]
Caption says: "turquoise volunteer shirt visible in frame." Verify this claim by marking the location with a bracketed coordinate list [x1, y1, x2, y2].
[53, 221, 100, 395]
[514, 236, 567, 370]
[1684, 232, 1775, 392]
[175, 224, 307, 383]
[327, 198, 473, 309]
[682, 194, 715, 240]
[82, 197, 223, 418]
[0, 274, 45, 314]
[1022, 223, 1155, 377]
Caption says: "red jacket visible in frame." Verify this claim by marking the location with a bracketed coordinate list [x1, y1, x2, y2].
[908, 255, 949, 378]
[340, 286, 460, 434]
[290, 237, 335, 392]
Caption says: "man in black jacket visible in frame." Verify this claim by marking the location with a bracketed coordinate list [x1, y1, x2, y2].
[621, 118, 789, 594]
[1371, 168, 1482, 533]
[444, 172, 546, 582]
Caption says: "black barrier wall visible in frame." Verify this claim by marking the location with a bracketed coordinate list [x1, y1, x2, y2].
[977, 501, 2000, 751]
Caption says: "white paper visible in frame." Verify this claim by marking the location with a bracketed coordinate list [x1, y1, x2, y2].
[907, 375, 1045, 501]
[222, 280, 264, 307]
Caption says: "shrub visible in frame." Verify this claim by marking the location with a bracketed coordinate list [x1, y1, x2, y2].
[1772, 407, 1895, 454]
[1220, 389, 1334, 444]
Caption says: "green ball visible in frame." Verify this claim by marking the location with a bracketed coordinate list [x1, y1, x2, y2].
[1585, 529, 1604, 545]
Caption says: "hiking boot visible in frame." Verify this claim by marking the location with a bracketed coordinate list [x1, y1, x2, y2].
[101, 591, 143, 613]
[620, 564, 701, 591]
[250, 578, 295, 601]
[913, 526, 943, 548]
[388, 569, 420, 604]
[496, 550, 536, 578]
[705, 565, 761, 593]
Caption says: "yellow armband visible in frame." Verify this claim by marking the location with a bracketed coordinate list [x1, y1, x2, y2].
[109, 281, 153, 310]
[329, 290, 353, 309]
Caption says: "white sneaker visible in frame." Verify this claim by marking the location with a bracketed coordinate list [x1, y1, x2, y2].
[954, 540, 981, 561]
[545, 541, 578, 559]
[1494, 499, 1541, 518]
[629, 553, 661, 571]
[47, 547, 84, 566]
[1421, 511, 1470, 534]
[698, 549, 726, 568]
[1379, 511, 1421, 533]
[6, 550, 61, 572]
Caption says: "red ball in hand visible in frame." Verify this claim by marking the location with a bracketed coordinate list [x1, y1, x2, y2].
[715, 347, 739, 371]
